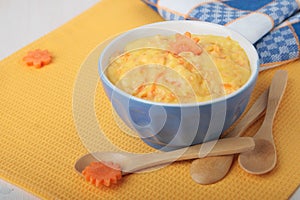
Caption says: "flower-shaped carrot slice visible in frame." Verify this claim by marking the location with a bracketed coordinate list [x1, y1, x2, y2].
[23, 49, 52, 68]
[169, 32, 202, 55]
[82, 162, 122, 187]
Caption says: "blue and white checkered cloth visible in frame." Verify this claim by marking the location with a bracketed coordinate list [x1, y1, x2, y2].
[142, 0, 300, 70]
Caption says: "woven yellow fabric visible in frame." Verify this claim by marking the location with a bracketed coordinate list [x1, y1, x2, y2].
[0, 0, 299, 199]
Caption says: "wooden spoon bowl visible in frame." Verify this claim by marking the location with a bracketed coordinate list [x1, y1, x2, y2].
[238, 70, 288, 174]
[239, 138, 276, 174]
[190, 86, 269, 184]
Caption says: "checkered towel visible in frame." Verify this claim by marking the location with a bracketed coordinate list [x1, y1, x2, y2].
[142, 0, 300, 70]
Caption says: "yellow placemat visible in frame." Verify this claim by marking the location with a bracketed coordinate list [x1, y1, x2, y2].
[0, 0, 299, 199]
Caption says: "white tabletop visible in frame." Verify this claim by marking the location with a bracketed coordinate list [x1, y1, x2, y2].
[0, 0, 299, 199]
[0, 0, 99, 60]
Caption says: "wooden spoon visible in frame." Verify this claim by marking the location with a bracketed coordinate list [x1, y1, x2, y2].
[75, 137, 254, 176]
[238, 70, 288, 174]
[190, 86, 268, 184]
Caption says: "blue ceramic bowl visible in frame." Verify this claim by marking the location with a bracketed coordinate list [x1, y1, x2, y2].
[99, 21, 259, 151]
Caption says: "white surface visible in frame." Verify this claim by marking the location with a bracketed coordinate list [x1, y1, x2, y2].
[0, 0, 99, 199]
[0, 0, 99, 60]
[0, 0, 299, 199]
[291, 187, 300, 200]
[0, 179, 39, 200]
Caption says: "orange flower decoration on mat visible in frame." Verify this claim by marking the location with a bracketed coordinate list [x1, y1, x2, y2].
[23, 49, 52, 68]
[82, 162, 122, 187]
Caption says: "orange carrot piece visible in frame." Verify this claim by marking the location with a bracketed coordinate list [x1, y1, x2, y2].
[150, 83, 156, 96]
[184, 32, 192, 38]
[82, 162, 122, 187]
[178, 58, 185, 64]
[223, 83, 232, 88]
[23, 49, 52, 68]
[135, 84, 146, 95]
[223, 83, 235, 94]
[169, 33, 202, 55]
[123, 52, 131, 61]
[193, 37, 200, 43]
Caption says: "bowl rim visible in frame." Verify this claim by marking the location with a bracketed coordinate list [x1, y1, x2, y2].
[98, 20, 259, 108]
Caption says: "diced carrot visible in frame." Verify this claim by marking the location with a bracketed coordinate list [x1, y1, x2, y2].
[167, 93, 176, 102]
[178, 58, 185, 64]
[150, 83, 156, 96]
[135, 84, 146, 95]
[184, 32, 192, 38]
[223, 83, 235, 94]
[184, 63, 194, 72]
[123, 52, 131, 61]
[170, 80, 177, 85]
[82, 162, 122, 187]
[23, 49, 52, 68]
[223, 83, 232, 88]
[155, 71, 166, 81]
[193, 38, 200, 43]
[184, 32, 201, 43]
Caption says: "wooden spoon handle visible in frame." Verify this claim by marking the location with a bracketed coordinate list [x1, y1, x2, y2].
[264, 70, 288, 125]
[187, 137, 255, 158]
[226, 88, 268, 138]
[126, 137, 254, 173]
